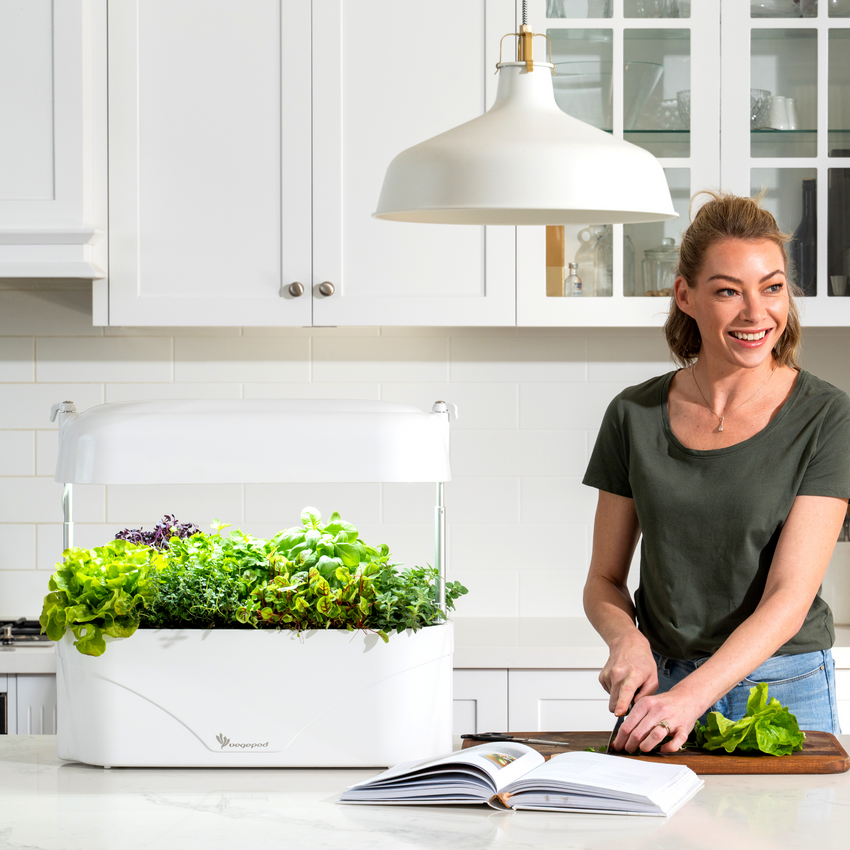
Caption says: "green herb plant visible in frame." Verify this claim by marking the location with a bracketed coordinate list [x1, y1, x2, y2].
[141, 523, 271, 629]
[237, 508, 467, 641]
[39, 540, 165, 657]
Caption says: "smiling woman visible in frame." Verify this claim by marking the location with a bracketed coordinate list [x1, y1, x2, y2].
[581, 192, 850, 755]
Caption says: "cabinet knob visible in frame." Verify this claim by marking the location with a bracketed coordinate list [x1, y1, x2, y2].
[287, 282, 305, 297]
[318, 281, 335, 297]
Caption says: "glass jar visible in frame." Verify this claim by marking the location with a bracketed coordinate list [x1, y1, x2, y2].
[641, 237, 678, 296]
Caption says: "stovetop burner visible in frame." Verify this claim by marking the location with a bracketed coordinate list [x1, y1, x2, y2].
[0, 618, 51, 647]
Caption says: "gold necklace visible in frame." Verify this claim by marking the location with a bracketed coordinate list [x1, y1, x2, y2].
[690, 362, 776, 432]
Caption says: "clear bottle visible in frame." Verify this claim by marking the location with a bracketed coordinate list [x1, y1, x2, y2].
[594, 226, 613, 297]
[594, 227, 635, 297]
[574, 227, 600, 297]
[566, 262, 582, 297]
[790, 178, 817, 296]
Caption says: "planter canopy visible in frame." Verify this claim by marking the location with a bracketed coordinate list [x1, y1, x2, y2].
[54, 399, 451, 484]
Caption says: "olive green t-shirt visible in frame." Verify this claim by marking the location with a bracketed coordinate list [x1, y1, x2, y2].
[583, 369, 850, 661]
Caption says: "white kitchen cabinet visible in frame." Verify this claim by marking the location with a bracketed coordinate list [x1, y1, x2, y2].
[104, 0, 312, 326]
[0, 0, 107, 281]
[309, 0, 516, 327]
[720, 0, 850, 326]
[508, 669, 611, 732]
[102, 0, 516, 327]
[452, 669, 509, 736]
[0, 674, 57, 735]
[516, 0, 720, 326]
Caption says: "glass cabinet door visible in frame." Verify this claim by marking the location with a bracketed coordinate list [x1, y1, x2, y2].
[517, 0, 719, 326]
[722, 0, 850, 320]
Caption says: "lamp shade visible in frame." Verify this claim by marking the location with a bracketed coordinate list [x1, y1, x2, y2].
[374, 62, 677, 226]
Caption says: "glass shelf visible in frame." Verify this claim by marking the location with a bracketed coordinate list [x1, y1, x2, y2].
[751, 130, 817, 158]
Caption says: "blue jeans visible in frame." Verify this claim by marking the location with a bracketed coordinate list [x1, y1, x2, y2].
[652, 648, 842, 733]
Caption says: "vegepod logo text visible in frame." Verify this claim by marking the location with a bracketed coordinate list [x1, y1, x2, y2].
[216, 733, 269, 750]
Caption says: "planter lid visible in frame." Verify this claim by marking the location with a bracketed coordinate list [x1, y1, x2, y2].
[54, 398, 452, 484]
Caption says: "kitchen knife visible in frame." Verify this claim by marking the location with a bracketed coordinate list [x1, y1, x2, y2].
[461, 733, 568, 746]
[606, 701, 634, 752]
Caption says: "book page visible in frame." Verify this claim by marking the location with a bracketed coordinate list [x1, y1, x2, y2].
[343, 742, 544, 795]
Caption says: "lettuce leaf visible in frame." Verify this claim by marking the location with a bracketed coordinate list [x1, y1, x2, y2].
[694, 682, 805, 756]
[39, 540, 165, 656]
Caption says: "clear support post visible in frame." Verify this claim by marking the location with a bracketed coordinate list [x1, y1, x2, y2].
[435, 481, 446, 612]
[62, 483, 74, 551]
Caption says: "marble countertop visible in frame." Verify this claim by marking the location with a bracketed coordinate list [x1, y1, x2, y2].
[4, 620, 850, 673]
[2, 735, 849, 850]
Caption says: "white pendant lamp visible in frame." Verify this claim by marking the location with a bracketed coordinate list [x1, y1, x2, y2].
[374, 13, 677, 226]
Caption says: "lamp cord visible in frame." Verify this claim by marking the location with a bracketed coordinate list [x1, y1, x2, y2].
[522, 0, 528, 26]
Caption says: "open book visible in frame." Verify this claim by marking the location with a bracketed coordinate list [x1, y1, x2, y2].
[339, 743, 703, 816]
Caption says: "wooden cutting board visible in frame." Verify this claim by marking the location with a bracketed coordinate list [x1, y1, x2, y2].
[461, 730, 850, 774]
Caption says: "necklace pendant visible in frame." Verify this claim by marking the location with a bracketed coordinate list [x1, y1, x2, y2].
[718, 417, 725, 432]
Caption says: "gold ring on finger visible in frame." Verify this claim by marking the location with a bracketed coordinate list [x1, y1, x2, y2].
[656, 719, 671, 734]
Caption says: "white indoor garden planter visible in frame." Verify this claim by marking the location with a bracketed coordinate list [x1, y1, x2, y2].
[50, 398, 457, 768]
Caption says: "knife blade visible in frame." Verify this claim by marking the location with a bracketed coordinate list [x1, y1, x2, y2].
[606, 701, 634, 753]
[461, 733, 568, 747]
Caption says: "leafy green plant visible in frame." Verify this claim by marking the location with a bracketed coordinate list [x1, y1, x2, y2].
[140, 524, 272, 629]
[237, 508, 468, 640]
[693, 683, 805, 756]
[39, 540, 165, 657]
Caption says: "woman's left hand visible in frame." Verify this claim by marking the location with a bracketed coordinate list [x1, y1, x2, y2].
[610, 688, 704, 753]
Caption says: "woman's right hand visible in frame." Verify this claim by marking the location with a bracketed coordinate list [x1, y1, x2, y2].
[599, 629, 658, 717]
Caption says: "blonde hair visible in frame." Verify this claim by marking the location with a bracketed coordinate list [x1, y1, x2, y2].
[664, 190, 801, 368]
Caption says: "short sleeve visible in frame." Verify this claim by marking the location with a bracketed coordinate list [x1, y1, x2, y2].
[582, 394, 633, 498]
[797, 390, 850, 499]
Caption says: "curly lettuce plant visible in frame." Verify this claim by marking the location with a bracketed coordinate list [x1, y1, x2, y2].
[39, 540, 165, 656]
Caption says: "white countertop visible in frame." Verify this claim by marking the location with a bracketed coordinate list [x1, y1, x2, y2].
[1, 735, 848, 850]
[4, 620, 850, 673]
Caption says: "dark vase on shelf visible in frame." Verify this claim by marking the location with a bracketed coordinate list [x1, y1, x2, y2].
[790, 178, 817, 297]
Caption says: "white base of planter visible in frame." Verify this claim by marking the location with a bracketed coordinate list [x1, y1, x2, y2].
[56, 624, 453, 768]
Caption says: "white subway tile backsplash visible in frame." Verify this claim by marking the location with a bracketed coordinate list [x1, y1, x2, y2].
[0, 291, 101, 336]
[450, 430, 586, 478]
[1, 289, 847, 623]
[0, 431, 35, 476]
[0, 384, 104, 429]
[104, 383, 243, 402]
[106, 484, 243, 526]
[381, 383, 519, 430]
[0, 525, 36, 570]
[0, 338, 34, 381]
[520, 382, 629, 431]
[0, 570, 52, 618]
[244, 484, 381, 526]
[37, 337, 172, 383]
[244, 382, 380, 400]
[35, 431, 57, 477]
[518, 569, 588, 618]
[445, 478, 521, 524]
[313, 337, 449, 384]
[452, 523, 587, 571]
[0, 478, 104, 523]
[174, 338, 310, 383]
[520, 478, 596, 525]
[36, 524, 63, 571]
[587, 332, 674, 384]
[450, 336, 587, 383]
[449, 569, 520, 618]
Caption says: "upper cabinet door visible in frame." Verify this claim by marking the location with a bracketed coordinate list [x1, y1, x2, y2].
[515, 0, 720, 327]
[310, 0, 516, 327]
[0, 0, 106, 280]
[105, 0, 312, 326]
